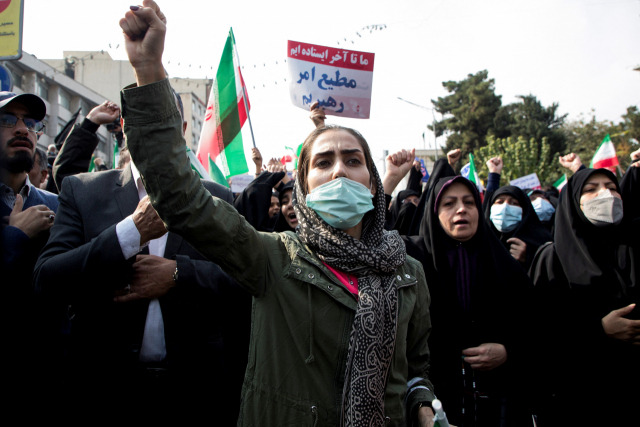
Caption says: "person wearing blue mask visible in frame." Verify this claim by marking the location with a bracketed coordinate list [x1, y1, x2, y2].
[528, 189, 555, 234]
[483, 186, 552, 271]
[118, 4, 437, 425]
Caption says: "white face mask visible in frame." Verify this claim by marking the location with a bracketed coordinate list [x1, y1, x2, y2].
[581, 189, 623, 226]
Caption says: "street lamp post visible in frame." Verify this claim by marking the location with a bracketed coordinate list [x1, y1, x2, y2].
[396, 97, 439, 160]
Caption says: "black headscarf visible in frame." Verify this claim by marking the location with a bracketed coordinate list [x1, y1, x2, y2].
[233, 171, 285, 232]
[483, 185, 552, 270]
[385, 189, 420, 233]
[553, 168, 637, 301]
[273, 181, 296, 232]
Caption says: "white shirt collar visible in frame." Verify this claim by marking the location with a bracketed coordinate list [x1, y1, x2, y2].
[129, 160, 143, 193]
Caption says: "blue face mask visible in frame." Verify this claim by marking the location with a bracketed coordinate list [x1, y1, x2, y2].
[306, 177, 374, 230]
[531, 197, 555, 222]
[490, 203, 522, 233]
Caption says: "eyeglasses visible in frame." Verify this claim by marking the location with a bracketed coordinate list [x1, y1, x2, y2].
[0, 113, 45, 134]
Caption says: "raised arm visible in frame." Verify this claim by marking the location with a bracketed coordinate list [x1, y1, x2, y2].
[119, 1, 269, 295]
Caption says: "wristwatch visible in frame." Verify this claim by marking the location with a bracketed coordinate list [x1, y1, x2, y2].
[172, 265, 179, 284]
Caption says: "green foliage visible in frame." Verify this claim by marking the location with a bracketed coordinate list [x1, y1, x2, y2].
[491, 94, 568, 156]
[430, 70, 502, 168]
[475, 135, 557, 186]
[563, 111, 621, 169]
[428, 67, 639, 181]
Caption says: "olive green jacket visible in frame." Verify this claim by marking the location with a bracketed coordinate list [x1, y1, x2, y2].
[122, 79, 435, 426]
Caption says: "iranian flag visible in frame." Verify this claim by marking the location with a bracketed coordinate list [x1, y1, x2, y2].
[197, 28, 251, 181]
[460, 153, 484, 193]
[553, 174, 567, 192]
[589, 134, 619, 173]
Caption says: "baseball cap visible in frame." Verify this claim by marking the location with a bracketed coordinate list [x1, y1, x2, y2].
[0, 91, 46, 121]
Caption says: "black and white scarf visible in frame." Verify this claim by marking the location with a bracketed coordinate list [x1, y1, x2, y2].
[293, 167, 407, 426]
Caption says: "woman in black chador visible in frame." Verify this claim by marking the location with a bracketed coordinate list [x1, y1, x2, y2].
[404, 159, 535, 427]
[529, 166, 640, 426]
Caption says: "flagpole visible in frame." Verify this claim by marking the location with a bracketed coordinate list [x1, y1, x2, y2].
[230, 28, 257, 149]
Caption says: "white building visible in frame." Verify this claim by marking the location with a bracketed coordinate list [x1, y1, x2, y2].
[1, 50, 212, 168]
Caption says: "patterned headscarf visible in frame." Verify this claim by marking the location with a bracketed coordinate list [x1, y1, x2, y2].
[293, 162, 407, 426]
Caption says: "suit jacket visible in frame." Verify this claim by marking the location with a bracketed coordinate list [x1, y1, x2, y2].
[1, 183, 58, 277]
[1, 182, 61, 414]
[33, 165, 251, 421]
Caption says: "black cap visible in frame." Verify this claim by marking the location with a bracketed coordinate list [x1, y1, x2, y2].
[0, 91, 46, 121]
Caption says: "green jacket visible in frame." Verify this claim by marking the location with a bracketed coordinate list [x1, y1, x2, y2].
[122, 79, 435, 426]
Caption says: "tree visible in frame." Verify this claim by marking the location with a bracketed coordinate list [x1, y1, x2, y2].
[621, 106, 640, 144]
[475, 135, 557, 187]
[617, 106, 640, 171]
[491, 94, 567, 156]
[563, 111, 619, 170]
[430, 70, 502, 169]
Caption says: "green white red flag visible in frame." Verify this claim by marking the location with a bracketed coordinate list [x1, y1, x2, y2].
[553, 174, 567, 192]
[460, 153, 484, 193]
[197, 28, 251, 180]
[589, 134, 619, 173]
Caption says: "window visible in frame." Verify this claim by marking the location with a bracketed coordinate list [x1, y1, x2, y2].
[58, 90, 71, 110]
[81, 100, 92, 116]
[10, 69, 22, 89]
[37, 81, 49, 101]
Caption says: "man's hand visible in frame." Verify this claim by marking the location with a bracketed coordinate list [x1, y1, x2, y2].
[559, 153, 583, 173]
[462, 343, 507, 371]
[5, 194, 55, 238]
[602, 304, 640, 345]
[132, 195, 167, 245]
[310, 101, 326, 128]
[113, 255, 176, 302]
[506, 237, 527, 264]
[486, 156, 503, 174]
[447, 149, 462, 167]
[119, 0, 167, 86]
[87, 101, 121, 126]
[381, 148, 416, 195]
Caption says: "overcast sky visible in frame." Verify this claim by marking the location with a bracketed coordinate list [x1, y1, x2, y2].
[21, 0, 640, 169]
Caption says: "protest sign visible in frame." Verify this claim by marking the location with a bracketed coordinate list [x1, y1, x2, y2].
[510, 172, 541, 190]
[288, 40, 375, 119]
[230, 173, 255, 194]
[417, 158, 429, 183]
[0, 0, 24, 60]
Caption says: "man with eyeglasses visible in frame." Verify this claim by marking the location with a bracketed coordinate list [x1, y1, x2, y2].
[0, 91, 64, 412]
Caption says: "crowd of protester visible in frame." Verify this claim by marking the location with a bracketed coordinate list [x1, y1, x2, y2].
[1, 1, 639, 426]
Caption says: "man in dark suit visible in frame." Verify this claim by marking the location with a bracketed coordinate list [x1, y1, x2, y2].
[0, 92, 63, 411]
[33, 95, 250, 423]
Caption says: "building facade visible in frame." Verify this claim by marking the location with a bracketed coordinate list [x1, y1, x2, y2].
[1, 50, 212, 169]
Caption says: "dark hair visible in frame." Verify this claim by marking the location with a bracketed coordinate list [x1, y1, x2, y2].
[118, 146, 131, 169]
[296, 125, 375, 193]
[34, 146, 48, 170]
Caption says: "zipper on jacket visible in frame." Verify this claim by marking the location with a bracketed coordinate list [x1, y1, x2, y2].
[311, 405, 318, 427]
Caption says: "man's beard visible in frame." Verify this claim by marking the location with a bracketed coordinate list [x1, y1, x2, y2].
[0, 151, 34, 173]
[1, 137, 35, 173]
